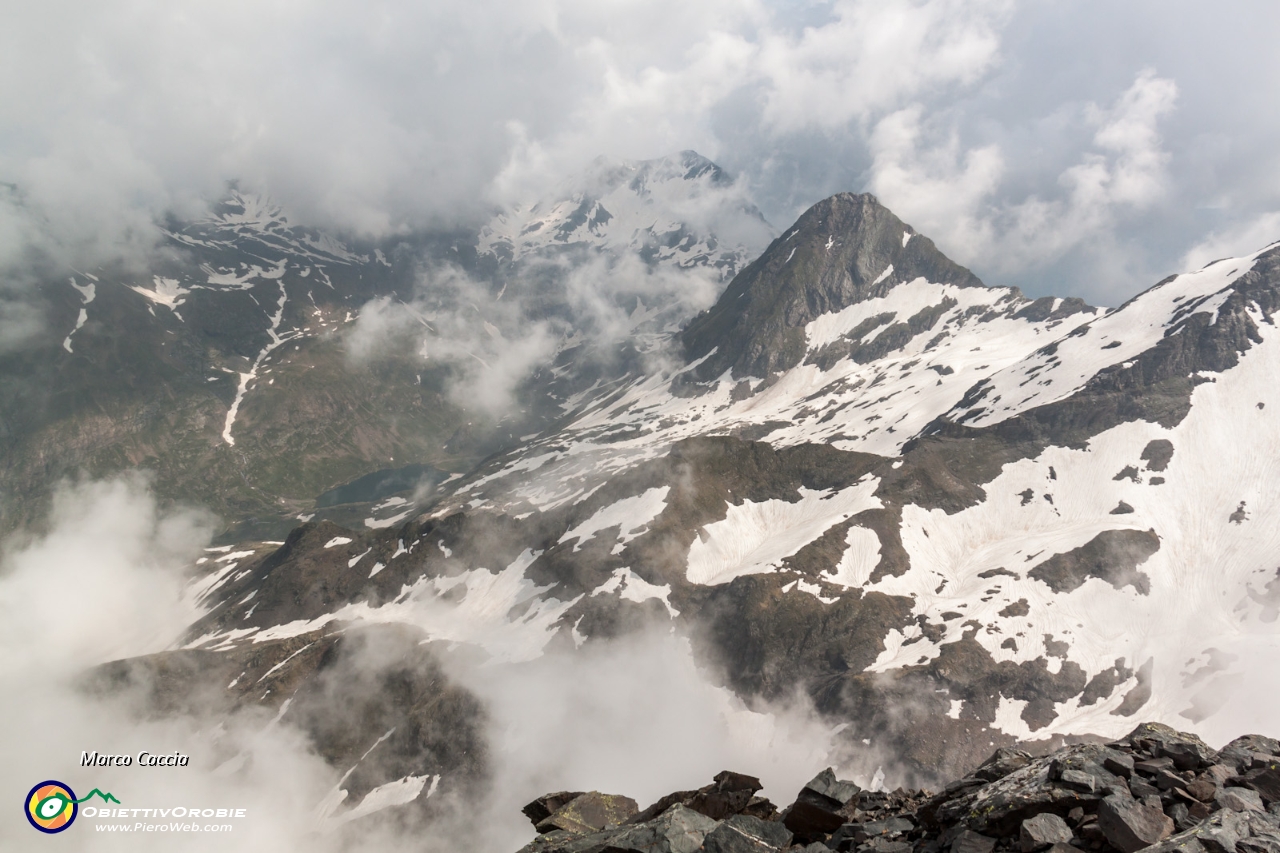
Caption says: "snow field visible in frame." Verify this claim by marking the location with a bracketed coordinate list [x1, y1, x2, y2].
[859, 307, 1280, 741]
[951, 247, 1267, 429]
[559, 487, 671, 553]
[686, 482, 881, 585]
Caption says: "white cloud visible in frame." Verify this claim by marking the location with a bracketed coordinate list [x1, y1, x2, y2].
[757, 0, 1013, 131]
[1180, 211, 1280, 272]
[0, 474, 213, 679]
[868, 70, 1179, 296]
[0, 0, 1023, 273]
[1, 1, 1280, 301]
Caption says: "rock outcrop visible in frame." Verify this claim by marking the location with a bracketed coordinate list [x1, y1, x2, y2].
[510, 724, 1280, 853]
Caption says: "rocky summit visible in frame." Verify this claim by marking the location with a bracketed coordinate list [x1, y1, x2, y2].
[508, 724, 1280, 853]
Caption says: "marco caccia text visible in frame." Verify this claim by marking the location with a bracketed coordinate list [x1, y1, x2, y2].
[81, 751, 191, 767]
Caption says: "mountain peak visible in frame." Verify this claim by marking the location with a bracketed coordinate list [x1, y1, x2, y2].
[478, 150, 772, 279]
[681, 192, 985, 379]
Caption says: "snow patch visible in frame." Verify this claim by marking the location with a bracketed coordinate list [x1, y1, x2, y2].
[559, 487, 670, 552]
[686, 482, 881, 585]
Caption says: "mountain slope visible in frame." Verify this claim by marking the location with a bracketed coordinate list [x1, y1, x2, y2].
[682, 192, 997, 380]
[0, 156, 759, 538]
[90, 192, 1280, 825]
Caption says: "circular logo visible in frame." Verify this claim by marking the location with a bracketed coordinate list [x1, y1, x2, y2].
[25, 781, 78, 833]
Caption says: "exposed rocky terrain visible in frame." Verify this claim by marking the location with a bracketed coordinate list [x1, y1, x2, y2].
[59, 180, 1280, 834]
[507, 723, 1280, 853]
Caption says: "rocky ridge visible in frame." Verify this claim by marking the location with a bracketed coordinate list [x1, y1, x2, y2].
[509, 724, 1280, 853]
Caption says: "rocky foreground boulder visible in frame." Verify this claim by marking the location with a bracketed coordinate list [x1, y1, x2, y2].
[512, 724, 1280, 853]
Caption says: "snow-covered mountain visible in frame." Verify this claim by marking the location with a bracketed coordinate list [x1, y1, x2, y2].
[72, 191, 1280, 833]
[479, 150, 772, 280]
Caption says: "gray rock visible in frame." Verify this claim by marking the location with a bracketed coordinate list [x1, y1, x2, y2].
[536, 792, 640, 835]
[804, 767, 863, 807]
[1188, 779, 1220, 802]
[1168, 803, 1195, 833]
[1137, 758, 1179, 777]
[1131, 777, 1162, 798]
[951, 830, 997, 853]
[1106, 754, 1137, 778]
[1249, 812, 1280, 834]
[1137, 808, 1250, 853]
[783, 768, 861, 840]
[1198, 822, 1243, 853]
[701, 814, 792, 853]
[1059, 768, 1098, 793]
[1221, 752, 1272, 774]
[1098, 793, 1176, 853]
[974, 748, 1034, 783]
[932, 745, 1126, 836]
[1223, 737, 1280, 760]
[1156, 770, 1192, 791]
[1219, 788, 1266, 813]
[1019, 813, 1073, 851]
[604, 804, 719, 853]
[1207, 766, 1237, 784]
[861, 817, 916, 838]
[1125, 723, 1219, 771]
[525, 792, 588, 826]
[1238, 839, 1280, 853]
[863, 841, 912, 853]
[1242, 767, 1280, 804]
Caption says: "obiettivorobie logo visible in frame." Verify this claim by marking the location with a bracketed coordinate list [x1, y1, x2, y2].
[24, 781, 119, 834]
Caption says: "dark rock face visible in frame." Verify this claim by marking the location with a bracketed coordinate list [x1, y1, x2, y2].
[783, 768, 863, 841]
[1098, 794, 1175, 852]
[531, 792, 639, 835]
[526, 793, 590, 826]
[1019, 813, 1072, 850]
[681, 193, 986, 380]
[704, 815, 795, 853]
[510, 725, 1280, 853]
[1027, 529, 1161, 595]
[631, 772, 772, 825]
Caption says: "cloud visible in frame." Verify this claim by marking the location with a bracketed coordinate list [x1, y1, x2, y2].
[0, 0, 1023, 271]
[3, 3, 1280, 314]
[0, 475, 857, 851]
[868, 70, 1180, 302]
[346, 248, 724, 420]
[439, 628, 850, 852]
[0, 474, 214, 679]
[0, 475, 343, 852]
[346, 264, 562, 419]
[756, 0, 1013, 131]
[1179, 211, 1280, 272]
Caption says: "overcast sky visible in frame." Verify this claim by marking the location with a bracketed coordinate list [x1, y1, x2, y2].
[3, 0, 1280, 304]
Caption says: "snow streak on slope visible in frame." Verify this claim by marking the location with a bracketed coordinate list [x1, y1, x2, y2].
[222, 280, 299, 445]
[169, 190, 365, 267]
[390, 244, 1280, 748]
[62, 276, 96, 352]
[947, 245, 1278, 428]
